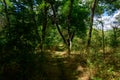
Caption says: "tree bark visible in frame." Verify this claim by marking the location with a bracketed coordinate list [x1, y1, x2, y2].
[50, 3, 67, 45]
[41, 1, 48, 52]
[86, 0, 97, 53]
[113, 27, 117, 48]
[30, 1, 41, 42]
[50, 0, 75, 55]
[101, 22, 105, 57]
[67, 0, 74, 55]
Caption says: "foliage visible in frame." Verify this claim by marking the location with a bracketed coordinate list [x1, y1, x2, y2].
[0, 0, 120, 80]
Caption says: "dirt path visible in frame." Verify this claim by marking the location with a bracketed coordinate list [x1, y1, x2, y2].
[52, 51, 92, 80]
[48, 50, 120, 80]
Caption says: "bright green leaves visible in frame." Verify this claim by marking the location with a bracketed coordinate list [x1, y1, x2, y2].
[0, 1, 3, 12]
[39, 1, 49, 10]
[113, 0, 120, 9]
[72, 6, 88, 37]
[1, 0, 13, 7]
[61, 0, 70, 16]
[6, 0, 13, 7]
[58, 0, 89, 38]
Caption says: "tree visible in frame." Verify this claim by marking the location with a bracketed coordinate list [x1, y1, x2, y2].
[97, 17, 105, 56]
[49, 0, 88, 55]
[86, 0, 120, 53]
[0, 0, 40, 80]
[110, 21, 119, 48]
[86, 0, 97, 53]
[41, 1, 48, 52]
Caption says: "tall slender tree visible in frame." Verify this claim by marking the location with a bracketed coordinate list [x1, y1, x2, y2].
[41, 1, 48, 52]
[86, 0, 97, 53]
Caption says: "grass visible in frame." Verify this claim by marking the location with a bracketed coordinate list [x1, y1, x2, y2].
[1, 46, 120, 80]
[47, 47, 120, 80]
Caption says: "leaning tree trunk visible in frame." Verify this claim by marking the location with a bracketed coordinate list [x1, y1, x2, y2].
[50, 3, 67, 44]
[86, 0, 97, 53]
[50, 0, 74, 56]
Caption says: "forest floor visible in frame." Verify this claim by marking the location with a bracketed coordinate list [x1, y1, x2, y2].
[39, 51, 94, 80]
[42, 50, 120, 80]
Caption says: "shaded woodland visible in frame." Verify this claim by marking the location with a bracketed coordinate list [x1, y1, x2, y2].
[0, 0, 120, 80]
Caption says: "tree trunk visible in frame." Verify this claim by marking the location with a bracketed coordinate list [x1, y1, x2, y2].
[101, 22, 105, 58]
[41, 1, 48, 52]
[86, 0, 97, 53]
[30, 1, 41, 43]
[50, 3, 67, 45]
[67, 0, 74, 55]
[113, 27, 117, 48]
[50, 0, 74, 55]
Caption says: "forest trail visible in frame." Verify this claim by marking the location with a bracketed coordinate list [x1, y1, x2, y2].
[51, 51, 93, 80]
[76, 66, 90, 80]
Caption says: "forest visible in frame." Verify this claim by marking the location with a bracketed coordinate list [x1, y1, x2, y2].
[0, 0, 120, 80]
